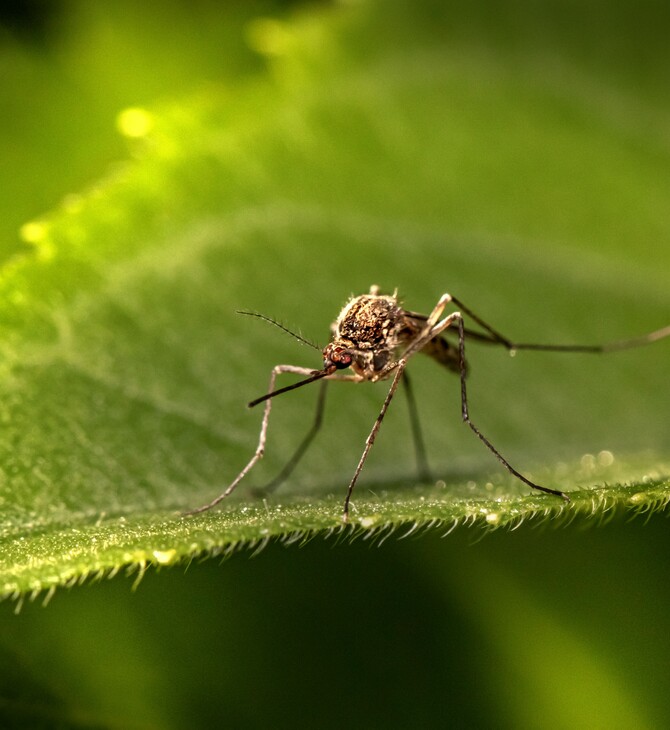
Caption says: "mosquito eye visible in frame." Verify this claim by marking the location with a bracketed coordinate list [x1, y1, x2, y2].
[325, 345, 352, 369]
[334, 351, 352, 369]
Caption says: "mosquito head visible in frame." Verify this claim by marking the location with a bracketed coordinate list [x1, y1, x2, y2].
[323, 341, 354, 370]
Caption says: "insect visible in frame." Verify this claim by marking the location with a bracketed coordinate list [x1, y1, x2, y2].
[186, 285, 670, 522]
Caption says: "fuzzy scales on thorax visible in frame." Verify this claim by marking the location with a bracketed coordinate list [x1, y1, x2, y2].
[329, 292, 420, 379]
[335, 294, 406, 350]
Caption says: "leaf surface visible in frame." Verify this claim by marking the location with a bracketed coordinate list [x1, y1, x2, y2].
[2, 1, 669, 599]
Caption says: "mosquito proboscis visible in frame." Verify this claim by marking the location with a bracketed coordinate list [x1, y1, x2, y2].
[185, 285, 670, 522]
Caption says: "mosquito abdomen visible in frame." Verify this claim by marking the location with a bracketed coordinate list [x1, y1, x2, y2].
[421, 335, 463, 374]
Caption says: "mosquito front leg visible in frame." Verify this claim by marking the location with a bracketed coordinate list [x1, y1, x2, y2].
[183, 364, 316, 516]
[261, 379, 329, 494]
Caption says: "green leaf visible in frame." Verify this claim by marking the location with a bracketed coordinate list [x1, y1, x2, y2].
[2, 0, 669, 601]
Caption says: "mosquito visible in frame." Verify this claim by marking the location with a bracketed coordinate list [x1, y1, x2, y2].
[185, 285, 670, 522]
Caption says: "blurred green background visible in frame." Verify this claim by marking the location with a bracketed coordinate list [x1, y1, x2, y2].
[1, 1, 669, 728]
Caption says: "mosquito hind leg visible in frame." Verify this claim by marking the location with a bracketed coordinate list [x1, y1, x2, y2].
[410, 296, 570, 502]
[450, 295, 670, 354]
[450, 312, 570, 501]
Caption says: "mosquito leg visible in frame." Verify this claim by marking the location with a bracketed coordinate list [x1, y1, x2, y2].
[397, 298, 464, 366]
[343, 362, 407, 522]
[448, 295, 514, 348]
[401, 301, 569, 501]
[183, 364, 316, 516]
[450, 313, 570, 502]
[450, 296, 670, 354]
[594, 325, 670, 353]
[260, 379, 328, 494]
[401, 371, 431, 482]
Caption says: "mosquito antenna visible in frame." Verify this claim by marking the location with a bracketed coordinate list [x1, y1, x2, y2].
[248, 368, 333, 408]
[237, 310, 321, 351]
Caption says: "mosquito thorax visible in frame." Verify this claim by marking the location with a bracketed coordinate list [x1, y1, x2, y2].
[335, 292, 404, 344]
[324, 290, 408, 378]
